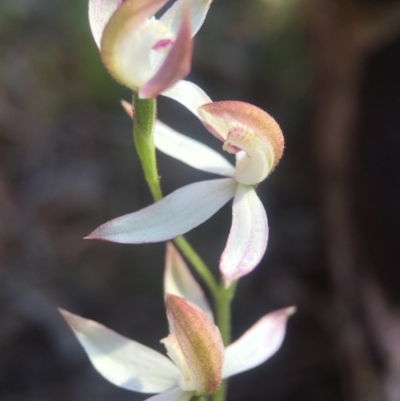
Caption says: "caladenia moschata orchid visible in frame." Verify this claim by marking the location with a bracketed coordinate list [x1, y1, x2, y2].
[60, 244, 295, 401]
[89, 0, 212, 98]
[88, 96, 284, 287]
[77, 1, 292, 400]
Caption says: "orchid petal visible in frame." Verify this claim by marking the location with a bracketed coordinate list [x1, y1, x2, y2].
[89, 0, 123, 48]
[166, 295, 223, 395]
[60, 309, 180, 393]
[164, 243, 214, 321]
[144, 388, 192, 401]
[87, 178, 237, 244]
[160, 0, 213, 37]
[154, 120, 234, 177]
[222, 307, 295, 379]
[139, 8, 192, 98]
[101, 0, 170, 90]
[220, 185, 268, 286]
[162, 80, 212, 119]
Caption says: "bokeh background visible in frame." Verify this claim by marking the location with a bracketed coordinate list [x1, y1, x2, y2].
[1, 0, 400, 400]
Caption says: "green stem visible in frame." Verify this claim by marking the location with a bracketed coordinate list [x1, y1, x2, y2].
[132, 93, 219, 300]
[174, 236, 219, 298]
[132, 93, 235, 401]
[213, 381, 227, 401]
[218, 281, 237, 345]
[216, 290, 230, 346]
[212, 281, 237, 401]
[133, 94, 162, 201]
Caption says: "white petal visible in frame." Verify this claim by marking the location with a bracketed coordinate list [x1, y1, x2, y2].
[164, 243, 214, 321]
[89, 0, 122, 48]
[60, 309, 180, 393]
[220, 185, 268, 286]
[222, 307, 295, 379]
[160, 0, 213, 37]
[162, 80, 212, 118]
[87, 178, 237, 243]
[144, 387, 192, 401]
[155, 120, 234, 177]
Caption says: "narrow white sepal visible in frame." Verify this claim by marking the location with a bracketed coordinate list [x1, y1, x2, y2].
[222, 307, 295, 379]
[220, 185, 268, 286]
[155, 120, 235, 177]
[164, 243, 214, 322]
[87, 178, 237, 243]
[89, 0, 122, 48]
[160, 0, 213, 37]
[144, 387, 192, 401]
[60, 309, 180, 393]
[162, 80, 212, 118]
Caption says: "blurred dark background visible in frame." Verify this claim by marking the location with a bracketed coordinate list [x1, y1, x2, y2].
[1, 0, 400, 400]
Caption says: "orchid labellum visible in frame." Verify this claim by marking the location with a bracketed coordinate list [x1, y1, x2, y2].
[89, 0, 212, 98]
[60, 245, 294, 401]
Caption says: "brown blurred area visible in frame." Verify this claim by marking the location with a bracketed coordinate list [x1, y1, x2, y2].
[1, 0, 400, 400]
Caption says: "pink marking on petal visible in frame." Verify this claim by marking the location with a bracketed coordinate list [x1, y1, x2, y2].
[153, 38, 174, 51]
[139, 7, 192, 98]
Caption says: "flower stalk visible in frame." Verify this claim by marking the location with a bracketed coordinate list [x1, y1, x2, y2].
[212, 283, 236, 401]
[132, 94, 162, 201]
[174, 236, 219, 297]
[133, 92, 233, 401]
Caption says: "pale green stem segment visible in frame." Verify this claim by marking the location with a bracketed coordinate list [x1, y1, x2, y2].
[212, 281, 237, 401]
[212, 381, 227, 401]
[173, 236, 219, 297]
[216, 281, 237, 346]
[133, 94, 162, 202]
[132, 95, 236, 401]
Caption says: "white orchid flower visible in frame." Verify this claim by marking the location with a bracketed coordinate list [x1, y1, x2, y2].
[165, 242, 294, 377]
[60, 244, 294, 401]
[89, 0, 213, 98]
[87, 91, 284, 285]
